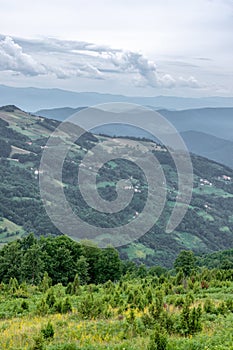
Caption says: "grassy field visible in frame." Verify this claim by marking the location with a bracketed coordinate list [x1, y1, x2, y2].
[0, 270, 233, 350]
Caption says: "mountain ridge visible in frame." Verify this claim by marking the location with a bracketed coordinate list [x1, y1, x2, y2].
[1, 84, 233, 111]
[36, 106, 233, 168]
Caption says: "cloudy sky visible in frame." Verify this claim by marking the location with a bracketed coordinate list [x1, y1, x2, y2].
[0, 0, 232, 97]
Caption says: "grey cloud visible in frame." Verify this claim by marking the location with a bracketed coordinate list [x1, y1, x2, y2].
[195, 57, 213, 61]
[0, 35, 201, 89]
[15, 37, 113, 55]
[0, 36, 103, 80]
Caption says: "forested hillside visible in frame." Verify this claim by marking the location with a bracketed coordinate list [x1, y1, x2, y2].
[1, 106, 233, 267]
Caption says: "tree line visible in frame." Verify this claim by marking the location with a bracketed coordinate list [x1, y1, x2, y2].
[0, 233, 233, 288]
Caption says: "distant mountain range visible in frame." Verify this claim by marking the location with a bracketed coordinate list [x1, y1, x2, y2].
[36, 106, 233, 169]
[0, 84, 233, 111]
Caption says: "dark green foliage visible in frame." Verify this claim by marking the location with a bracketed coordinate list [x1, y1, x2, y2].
[147, 326, 168, 350]
[226, 298, 233, 312]
[32, 335, 45, 350]
[62, 297, 72, 313]
[46, 289, 56, 308]
[41, 321, 54, 339]
[21, 244, 45, 284]
[197, 249, 233, 269]
[37, 298, 49, 315]
[21, 300, 29, 311]
[203, 299, 216, 314]
[179, 301, 202, 336]
[1, 109, 233, 268]
[146, 288, 153, 304]
[0, 139, 11, 158]
[174, 251, 196, 276]
[47, 344, 79, 350]
[76, 256, 89, 285]
[8, 277, 19, 293]
[0, 235, 123, 286]
[95, 246, 122, 284]
[0, 241, 22, 282]
[0, 258, 232, 348]
[40, 272, 52, 292]
[174, 297, 185, 308]
[71, 274, 80, 295]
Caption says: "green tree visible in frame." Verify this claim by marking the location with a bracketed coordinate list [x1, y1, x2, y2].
[40, 236, 82, 285]
[76, 255, 90, 285]
[0, 241, 22, 282]
[0, 139, 11, 158]
[148, 326, 168, 350]
[95, 246, 122, 284]
[174, 250, 196, 276]
[21, 244, 45, 284]
[40, 272, 52, 292]
[41, 321, 54, 339]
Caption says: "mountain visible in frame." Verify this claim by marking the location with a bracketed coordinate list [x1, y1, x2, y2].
[36, 106, 233, 168]
[37, 106, 233, 141]
[35, 107, 87, 121]
[180, 131, 233, 169]
[1, 105, 233, 267]
[160, 107, 233, 141]
[1, 84, 233, 111]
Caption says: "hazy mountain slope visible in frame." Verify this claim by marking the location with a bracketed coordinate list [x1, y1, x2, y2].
[1, 84, 233, 111]
[36, 106, 233, 141]
[36, 106, 233, 168]
[1, 105, 233, 267]
[36, 107, 86, 121]
[180, 130, 233, 169]
[160, 107, 233, 141]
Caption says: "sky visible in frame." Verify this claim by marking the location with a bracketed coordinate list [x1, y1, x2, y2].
[0, 0, 232, 97]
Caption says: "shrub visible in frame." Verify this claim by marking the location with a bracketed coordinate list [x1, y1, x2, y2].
[203, 299, 216, 314]
[46, 289, 56, 308]
[31, 335, 45, 350]
[41, 321, 54, 340]
[21, 300, 29, 311]
[62, 297, 72, 314]
[147, 326, 168, 350]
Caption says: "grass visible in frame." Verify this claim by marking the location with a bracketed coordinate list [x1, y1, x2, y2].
[193, 186, 233, 198]
[0, 218, 22, 233]
[10, 146, 31, 156]
[0, 219, 24, 244]
[219, 226, 230, 233]
[0, 279, 232, 349]
[0, 270, 232, 350]
[122, 243, 155, 259]
[197, 211, 214, 222]
[174, 231, 207, 250]
[96, 181, 116, 188]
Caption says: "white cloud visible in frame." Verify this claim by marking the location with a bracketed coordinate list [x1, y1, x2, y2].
[0, 36, 46, 76]
[178, 76, 200, 88]
[104, 50, 200, 88]
[0, 0, 232, 96]
[0, 35, 201, 89]
[0, 36, 104, 80]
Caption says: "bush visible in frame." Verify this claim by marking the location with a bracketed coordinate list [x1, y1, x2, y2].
[62, 297, 72, 314]
[31, 335, 45, 350]
[21, 300, 29, 311]
[203, 299, 216, 314]
[41, 321, 54, 340]
[47, 344, 79, 350]
[147, 326, 168, 350]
